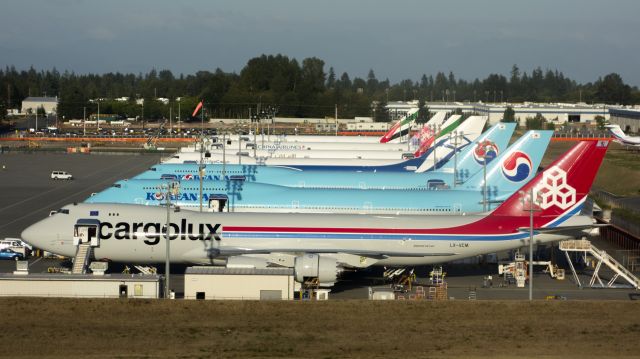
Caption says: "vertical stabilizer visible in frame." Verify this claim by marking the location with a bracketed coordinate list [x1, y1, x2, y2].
[441, 122, 517, 183]
[463, 130, 553, 201]
[491, 140, 609, 225]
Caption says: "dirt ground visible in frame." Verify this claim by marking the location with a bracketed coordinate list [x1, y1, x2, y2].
[2, 298, 639, 358]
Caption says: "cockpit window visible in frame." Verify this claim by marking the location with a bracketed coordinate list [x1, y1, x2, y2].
[57, 208, 70, 214]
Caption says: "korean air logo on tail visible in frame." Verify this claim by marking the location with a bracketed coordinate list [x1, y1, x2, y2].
[473, 140, 499, 165]
[501, 151, 532, 182]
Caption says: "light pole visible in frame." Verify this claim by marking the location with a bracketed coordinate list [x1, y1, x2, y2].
[199, 136, 204, 213]
[452, 130, 459, 188]
[481, 144, 493, 212]
[162, 181, 179, 299]
[431, 124, 440, 171]
[520, 188, 540, 301]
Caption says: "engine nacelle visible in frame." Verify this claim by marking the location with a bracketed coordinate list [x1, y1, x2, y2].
[294, 254, 340, 285]
[226, 256, 270, 269]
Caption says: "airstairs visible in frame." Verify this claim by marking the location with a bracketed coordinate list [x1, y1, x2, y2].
[559, 239, 640, 289]
[72, 244, 93, 274]
[134, 265, 157, 274]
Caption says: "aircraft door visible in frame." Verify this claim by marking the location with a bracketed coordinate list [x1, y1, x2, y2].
[453, 203, 462, 214]
[208, 195, 228, 212]
[73, 219, 101, 247]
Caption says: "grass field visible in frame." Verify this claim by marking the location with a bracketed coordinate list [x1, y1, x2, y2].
[2, 298, 639, 358]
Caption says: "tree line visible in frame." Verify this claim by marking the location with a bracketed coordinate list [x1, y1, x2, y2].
[0, 54, 638, 121]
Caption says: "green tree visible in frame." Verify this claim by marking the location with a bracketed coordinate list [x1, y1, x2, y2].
[502, 106, 516, 122]
[595, 73, 632, 104]
[0, 101, 6, 120]
[525, 113, 546, 130]
[372, 101, 389, 122]
[594, 115, 606, 130]
[416, 98, 429, 123]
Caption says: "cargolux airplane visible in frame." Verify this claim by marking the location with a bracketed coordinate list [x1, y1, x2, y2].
[605, 125, 640, 147]
[21, 140, 609, 285]
[85, 130, 552, 215]
[134, 122, 517, 190]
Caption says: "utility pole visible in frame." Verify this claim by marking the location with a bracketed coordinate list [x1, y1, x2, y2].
[335, 103, 338, 136]
[169, 105, 172, 137]
[222, 133, 227, 178]
[199, 137, 204, 213]
[178, 98, 181, 131]
[520, 188, 540, 301]
[83, 107, 86, 137]
[97, 100, 100, 130]
[452, 131, 458, 187]
[482, 151, 488, 212]
[162, 182, 177, 299]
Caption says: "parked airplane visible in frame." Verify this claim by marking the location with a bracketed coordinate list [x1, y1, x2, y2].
[605, 125, 640, 147]
[171, 113, 451, 163]
[135, 122, 517, 190]
[21, 140, 609, 285]
[163, 116, 484, 171]
[86, 130, 551, 215]
[379, 107, 420, 143]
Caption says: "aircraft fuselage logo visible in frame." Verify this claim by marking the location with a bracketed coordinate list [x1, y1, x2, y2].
[501, 151, 532, 182]
[473, 140, 499, 165]
[178, 174, 228, 181]
[533, 166, 576, 210]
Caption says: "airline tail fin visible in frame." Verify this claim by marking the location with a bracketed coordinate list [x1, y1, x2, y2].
[441, 122, 517, 182]
[491, 140, 609, 225]
[605, 124, 627, 141]
[463, 130, 553, 197]
[379, 108, 419, 143]
[414, 114, 463, 157]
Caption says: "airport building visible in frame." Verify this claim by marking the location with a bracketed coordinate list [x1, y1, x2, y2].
[21, 96, 58, 115]
[184, 267, 297, 300]
[385, 101, 612, 126]
[609, 108, 640, 133]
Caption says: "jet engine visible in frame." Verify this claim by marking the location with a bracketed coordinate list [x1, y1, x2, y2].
[294, 253, 341, 285]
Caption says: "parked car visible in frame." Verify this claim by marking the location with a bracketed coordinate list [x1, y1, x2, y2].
[51, 171, 73, 180]
[0, 248, 24, 260]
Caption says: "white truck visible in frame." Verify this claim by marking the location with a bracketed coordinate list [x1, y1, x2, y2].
[51, 171, 73, 180]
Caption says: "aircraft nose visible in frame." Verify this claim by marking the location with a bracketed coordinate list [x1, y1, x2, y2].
[21, 220, 46, 249]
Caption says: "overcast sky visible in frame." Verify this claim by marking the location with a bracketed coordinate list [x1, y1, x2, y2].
[1, 0, 638, 86]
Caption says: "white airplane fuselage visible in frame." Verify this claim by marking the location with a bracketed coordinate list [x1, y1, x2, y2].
[22, 203, 591, 267]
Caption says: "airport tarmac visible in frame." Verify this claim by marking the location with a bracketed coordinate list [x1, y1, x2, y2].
[0, 151, 163, 239]
[0, 151, 636, 300]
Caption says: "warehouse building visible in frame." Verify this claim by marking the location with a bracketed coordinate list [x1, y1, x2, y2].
[609, 108, 640, 133]
[384, 101, 611, 126]
[21, 96, 58, 115]
[184, 267, 297, 300]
